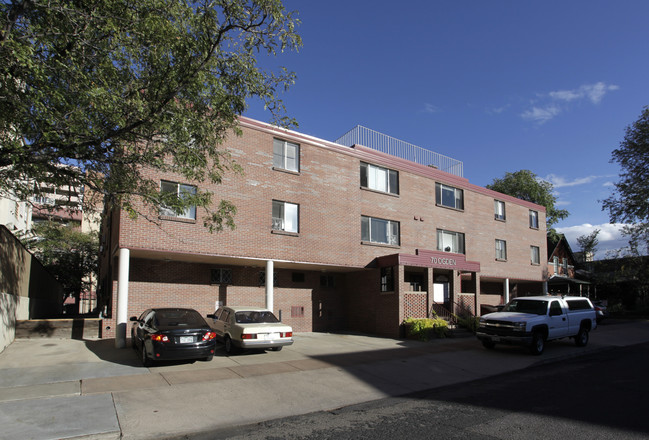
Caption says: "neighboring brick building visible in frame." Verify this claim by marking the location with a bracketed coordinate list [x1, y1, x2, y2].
[99, 117, 548, 344]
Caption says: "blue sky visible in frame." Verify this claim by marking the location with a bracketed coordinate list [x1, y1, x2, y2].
[244, 1, 649, 259]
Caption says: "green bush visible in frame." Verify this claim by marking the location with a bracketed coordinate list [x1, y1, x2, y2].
[456, 315, 480, 333]
[404, 317, 449, 340]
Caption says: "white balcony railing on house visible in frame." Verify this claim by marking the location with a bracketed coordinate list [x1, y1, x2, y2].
[335, 125, 464, 178]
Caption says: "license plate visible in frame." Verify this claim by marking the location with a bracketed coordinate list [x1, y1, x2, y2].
[267, 333, 280, 340]
[179, 336, 194, 344]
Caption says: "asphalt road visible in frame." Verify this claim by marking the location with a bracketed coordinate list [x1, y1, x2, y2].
[192, 341, 649, 440]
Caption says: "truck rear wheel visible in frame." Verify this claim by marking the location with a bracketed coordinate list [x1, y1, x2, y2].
[575, 327, 589, 347]
[530, 331, 545, 355]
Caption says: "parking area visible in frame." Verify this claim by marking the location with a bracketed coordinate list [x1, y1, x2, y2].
[1, 321, 648, 440]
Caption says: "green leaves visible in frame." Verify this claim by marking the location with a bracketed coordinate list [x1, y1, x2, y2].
[1, 0, 301, 231]
[603, 106, 649, 252]
[487, 169, 569, 230]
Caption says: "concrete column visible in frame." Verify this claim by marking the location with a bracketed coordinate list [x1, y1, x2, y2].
[472, 272, 481, 316]
[504, 278, 510, 304]
[115, 248, 130, 349]
[265, 260, 274, 312]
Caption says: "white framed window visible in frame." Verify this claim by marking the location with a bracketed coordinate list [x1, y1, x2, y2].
[529, 210, 539, 229]
[563, 258, 568, 274]
[272, 200, 299, 233]
[360, 162, 399, 195]
[437, 229, 465, 254]
[553, 256, 559, 273]
[531, 246, 540, 265]
[361, 215, 400, 245]
[435, 183, 464, 210]
[159, 180, 197, 220]
[495, 239, 507, 260]
[494, 200, 506, 221]
[273, 138, 299, 172]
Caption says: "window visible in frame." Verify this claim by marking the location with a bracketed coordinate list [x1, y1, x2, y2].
[160, 181, 197, 220]
[259, 271, 278, 287]
[380, 266, 394, 292]
[435, 183, 464, 210]
[273, 138, 299, 172]
[549, 301, 563, 316]
[437, 229, 465, 254]
[494, 200, 506, 221]
[563, 258, 568, 274]
[320, 274, 335, 288]
[360, 162, 399, 195]
[529, 210, 539, 229]
[210, 268, 232, 284]
[361, 216, 400, 245]
[272, 200, 299, 233]
[495, 239, 507, 260]
[553, 256, 559, 273]
[531, 246, 540, 265]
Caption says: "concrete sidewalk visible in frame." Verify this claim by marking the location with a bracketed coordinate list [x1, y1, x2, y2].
[1, 320, 648, 440]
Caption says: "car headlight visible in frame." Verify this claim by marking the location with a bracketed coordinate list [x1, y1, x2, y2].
[512, 322, 527, 332]
[479, 318, 487, 328]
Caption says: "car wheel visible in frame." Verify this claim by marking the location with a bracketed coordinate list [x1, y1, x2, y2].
[224, 336, 236, 355]
[482, 340, 496, 350]
[575, 327, 589, 347]
[270, 346, 283, 352]
[141, 344, 152, 367]
[530, 331, 545, 355]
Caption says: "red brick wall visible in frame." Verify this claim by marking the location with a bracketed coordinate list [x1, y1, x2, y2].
[102, 118, 548, 339]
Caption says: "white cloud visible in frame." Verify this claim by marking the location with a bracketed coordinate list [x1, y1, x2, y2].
[549, 82, 619, 104]
[521, 82, 619, 124]
[423, 103, 440, 114]
[544, 174, 600, 188]
[556, 223, 630, 259]
[521, 105, 561, 123]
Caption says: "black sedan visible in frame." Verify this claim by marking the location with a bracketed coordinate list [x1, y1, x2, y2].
[130, 308, 217, 366]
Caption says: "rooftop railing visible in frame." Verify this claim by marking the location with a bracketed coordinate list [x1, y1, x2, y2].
[335, 125, 463, 178]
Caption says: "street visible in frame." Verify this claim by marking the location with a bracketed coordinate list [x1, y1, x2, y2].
[199, 341, 649, 440]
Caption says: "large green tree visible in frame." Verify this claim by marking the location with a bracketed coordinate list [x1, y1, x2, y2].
[603, 107, 649, 254]
[1, 0, 301, 231]
[486, 169, 569, 234]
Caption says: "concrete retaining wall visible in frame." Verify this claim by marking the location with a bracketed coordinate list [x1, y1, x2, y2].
[15, 319, 102, 340]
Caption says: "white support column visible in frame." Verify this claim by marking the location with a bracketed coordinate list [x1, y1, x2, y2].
[265, 260, 274, 312]
[543, 281, 548, 295]
[115, 248, 130, 348]
[504, 278, 510, 304]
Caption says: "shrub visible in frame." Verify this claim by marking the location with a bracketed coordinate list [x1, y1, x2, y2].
[404, 317, 449, 340]
[456, 315, 480, 333]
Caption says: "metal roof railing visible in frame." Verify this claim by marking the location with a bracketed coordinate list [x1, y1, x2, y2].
[334, 125, 463, 178]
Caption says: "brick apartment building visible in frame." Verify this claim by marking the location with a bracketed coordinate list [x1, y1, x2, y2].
[99, 117, 548, 345]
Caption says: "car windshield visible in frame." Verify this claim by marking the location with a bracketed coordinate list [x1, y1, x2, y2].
[502, 299, 548, 315]
[155, 309, 204, 327]
[235, 311, 280, 324]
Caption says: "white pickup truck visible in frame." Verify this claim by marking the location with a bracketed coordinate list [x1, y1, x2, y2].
[476, 295, 597, 355]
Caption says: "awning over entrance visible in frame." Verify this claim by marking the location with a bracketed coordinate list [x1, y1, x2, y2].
[375, 249, 481, 273]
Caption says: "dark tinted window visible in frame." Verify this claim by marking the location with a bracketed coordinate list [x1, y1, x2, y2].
[155, 309, 205, 327]
[503, 299, 548, 315]
[567, 299, 592, 311]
